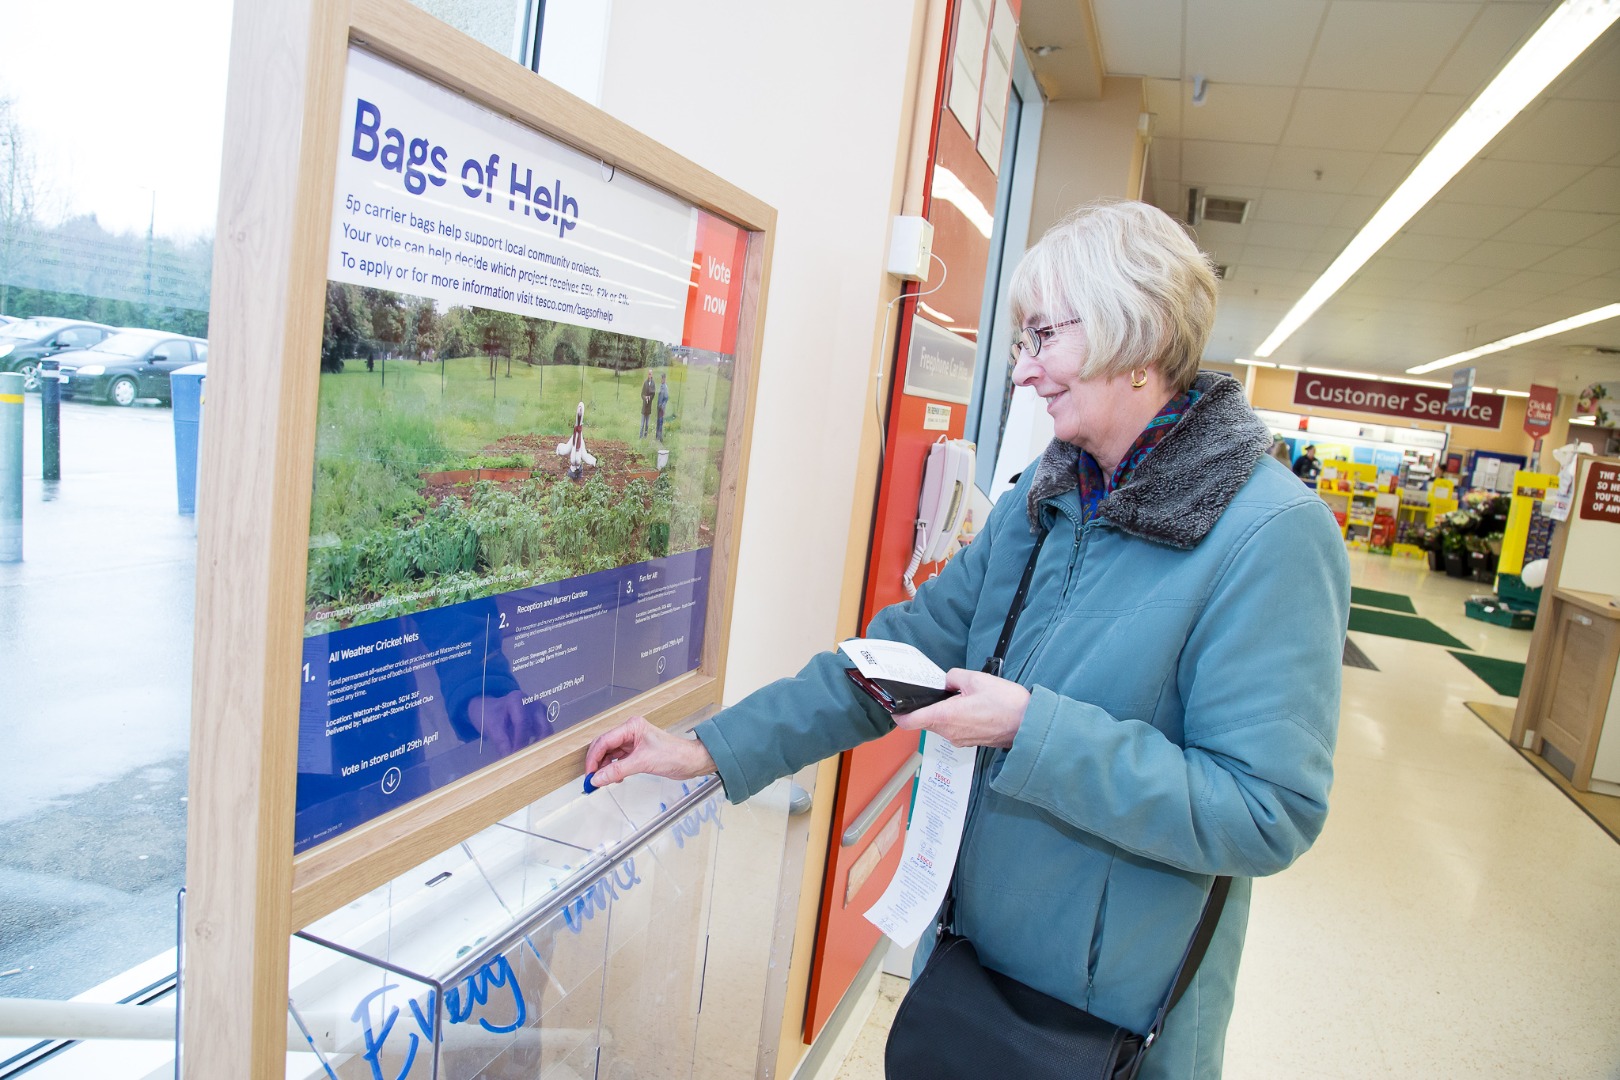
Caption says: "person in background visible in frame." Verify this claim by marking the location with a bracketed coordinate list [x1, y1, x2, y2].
[656, 373, 670, 442]
[1269, 436, 1293, 466]
[1292, 443, 1321, 483]
[586, 200, 1349, 1079]
[640, 369, 656, 438]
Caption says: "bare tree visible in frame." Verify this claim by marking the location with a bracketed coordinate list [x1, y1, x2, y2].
[0, 97, 41, 316]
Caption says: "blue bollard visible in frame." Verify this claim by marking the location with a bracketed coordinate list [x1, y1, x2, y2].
[170, 364, 206, 516]
[1, 371, 22, 561]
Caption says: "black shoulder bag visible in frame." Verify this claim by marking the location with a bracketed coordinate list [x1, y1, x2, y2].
[885, 530, 1231, 1080]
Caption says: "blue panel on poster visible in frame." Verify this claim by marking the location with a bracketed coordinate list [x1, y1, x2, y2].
[294, 548, 713, 853]
[1352, 447, 1374, 465]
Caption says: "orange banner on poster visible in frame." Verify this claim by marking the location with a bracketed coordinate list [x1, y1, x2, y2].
[682, 211, 748, 354]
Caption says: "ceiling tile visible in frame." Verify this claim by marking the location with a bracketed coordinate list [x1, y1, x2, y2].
[1440, 158, 1590, 207]
[1562, 274, 1620, 300]
[1231, 265, 1316, 287]
[1533, 245, 1620, 277]
[1180, 83, 1297, 143]
[1316, 225, 1356, 252]
[1487, 99, 1620, 166]
[1385, 93, 1468, 155]
[1382, 230, 1480, 262]
[1354, 152, 1419, 196]
[1355, 257, 1447, 284]
[1092, 0, 1183, 78]
[1544, 168, 1620, 214]
[1332, 194, 1383, 229]
[1430, 261, 1514, 289]
[1243, 245, 1310, 271]
[1282, 88, 1416, 152]
[1181, 140, 1275, 188]
[1579, 219, 1620, 250]
[1151, 180, 1184, 215]
[1466, 239, 1564, 267]
[1304, 2, 1476, 92]
[1144, 79, 1184, 138]
[1253, 188, 1347, 225]
[1493, 268, 1591, 298]
[1405, 201, 1525, 239]
[1268, 146, 1374, 193]
[1492, 209, 1616, 246]
[1428, 2, 1546, 96]
[1185, 0, 1328, 86]
[1545, 25, 1620, 102]
[1246, 222, 1327, 251]
[1299, 251, 1337, 273]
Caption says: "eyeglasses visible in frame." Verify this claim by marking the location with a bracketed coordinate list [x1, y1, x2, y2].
[1010, 317, 1082, 361]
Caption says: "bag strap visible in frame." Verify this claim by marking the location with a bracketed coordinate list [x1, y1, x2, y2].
[1123, 875, 1231, 1077]
[981, 525, 1047, 678]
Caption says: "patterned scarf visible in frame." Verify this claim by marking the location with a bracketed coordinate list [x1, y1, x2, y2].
[1074, 389, 1199, 523]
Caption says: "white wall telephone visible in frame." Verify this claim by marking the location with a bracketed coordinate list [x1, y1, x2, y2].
[903, 436, 976, 598]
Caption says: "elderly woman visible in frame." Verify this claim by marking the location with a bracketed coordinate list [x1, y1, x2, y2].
[587, 200, 1348, 1077]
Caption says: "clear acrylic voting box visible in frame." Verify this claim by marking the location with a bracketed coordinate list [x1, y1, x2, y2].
[283, 772, 730, 1080]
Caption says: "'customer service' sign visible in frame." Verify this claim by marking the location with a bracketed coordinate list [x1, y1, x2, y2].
[1292, 372, 1503, 429]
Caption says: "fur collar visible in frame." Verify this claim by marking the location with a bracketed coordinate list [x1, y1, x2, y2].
[1024, 371, 1271, 548]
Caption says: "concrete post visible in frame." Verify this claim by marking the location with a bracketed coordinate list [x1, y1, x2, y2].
[40, 358, 60, 482]
[1, 371, 22, 562]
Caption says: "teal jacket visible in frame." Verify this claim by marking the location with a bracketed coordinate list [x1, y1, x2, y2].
[696, 372, 1349, 1078]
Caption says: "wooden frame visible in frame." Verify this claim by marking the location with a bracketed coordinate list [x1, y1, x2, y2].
[184, 1, 774, 1073]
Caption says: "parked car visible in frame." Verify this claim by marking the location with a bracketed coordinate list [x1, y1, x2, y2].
[56, 331, 209, 406]
[0, 318, 116, 391]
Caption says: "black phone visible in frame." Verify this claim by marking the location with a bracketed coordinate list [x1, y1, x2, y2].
[845, 667, 958, 715]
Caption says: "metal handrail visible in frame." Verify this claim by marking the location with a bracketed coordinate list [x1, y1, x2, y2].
[841, 752, 922, 847]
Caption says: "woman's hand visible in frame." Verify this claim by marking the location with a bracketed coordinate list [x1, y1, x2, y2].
[893, 668, 1030, 749]
[584, 716, 716, 788]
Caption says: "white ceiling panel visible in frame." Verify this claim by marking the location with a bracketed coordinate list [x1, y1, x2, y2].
[1492, 208, 1616, 245]
[1545, 168, 1620, 213]
[1385, 93, 1468, 155]
[1405, 201, 1526, 238]
[1267, 146, 1375, 193]
[1282, 88, 1416, 151]
[1091, 0, 1183, 77]
[1181, 140, 1276, 187]
[1093, 0, 1620, 390]
[1304, 2, 1476, 92]
[1179, 83, 1297, 143]
[1428, 2, 1546, 95]
[1531, 245, 1620, 276]
[1440, 158, 1590, 206]
[1246, 221, 1329, 251]
[1487, 99, 1620, 165]
[1253, 188, 1349, 224]
[1184, 0, 1327, 87]
[1354, 153, 1419, 196]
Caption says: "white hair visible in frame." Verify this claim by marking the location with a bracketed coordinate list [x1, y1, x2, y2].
[1008, 201, 1217, 392]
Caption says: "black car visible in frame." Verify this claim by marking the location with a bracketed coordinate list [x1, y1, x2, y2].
[57, 331, 209, 406]
[0, 318, 115, 391]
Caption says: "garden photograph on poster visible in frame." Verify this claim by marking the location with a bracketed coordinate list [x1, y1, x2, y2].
[304, 280, 732, 635]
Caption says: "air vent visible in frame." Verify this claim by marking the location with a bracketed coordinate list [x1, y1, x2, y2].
[1201, 196, 1252, 225]
[1212, 264, 1229, 280]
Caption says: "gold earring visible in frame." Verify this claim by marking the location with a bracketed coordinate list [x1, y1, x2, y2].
[1130, 369, 1148, 389]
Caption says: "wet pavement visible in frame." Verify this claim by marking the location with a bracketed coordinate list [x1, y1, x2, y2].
[0, 398, 194, 1000]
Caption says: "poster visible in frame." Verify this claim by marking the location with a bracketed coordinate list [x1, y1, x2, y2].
[295, 49, 749, 853]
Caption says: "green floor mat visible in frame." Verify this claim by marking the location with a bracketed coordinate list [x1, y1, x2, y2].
[1450, 652, 1525, 697]
[1347, 607, 1470, 650]
[1350, 587, 1418, 614]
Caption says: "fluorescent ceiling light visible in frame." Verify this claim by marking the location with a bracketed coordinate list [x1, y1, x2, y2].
[1407, 302, 1620, 374]
[1233, 358, 1275, 367]
[1253, 0, 1620, 359]
[1570, 415, 1596, 425]
[1305, 367, 1371, 378]
[1497, 389, 1530, 397]
[918, 301, 954, 323]
[1379, 376, 1451, 388]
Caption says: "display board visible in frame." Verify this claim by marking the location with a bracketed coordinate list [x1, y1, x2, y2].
[185, 1, 773, 1075]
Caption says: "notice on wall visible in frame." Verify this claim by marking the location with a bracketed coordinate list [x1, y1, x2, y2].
[295, 48, 749, 853]
[903, 315, 976, 405]
[1580, 461, 1620, 524]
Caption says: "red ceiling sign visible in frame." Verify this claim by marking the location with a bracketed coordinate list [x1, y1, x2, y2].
[1292, 372, 1504, 430]
[1524, 384, 1558, 439]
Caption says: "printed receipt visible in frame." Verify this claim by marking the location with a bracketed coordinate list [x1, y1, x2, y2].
[838, 638, 948, 688]
[860, 731, 973, 946]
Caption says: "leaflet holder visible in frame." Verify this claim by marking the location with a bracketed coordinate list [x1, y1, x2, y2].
[279, 771, 726, 1079]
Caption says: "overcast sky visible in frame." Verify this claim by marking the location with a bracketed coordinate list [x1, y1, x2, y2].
[3, 0, 232, 239]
